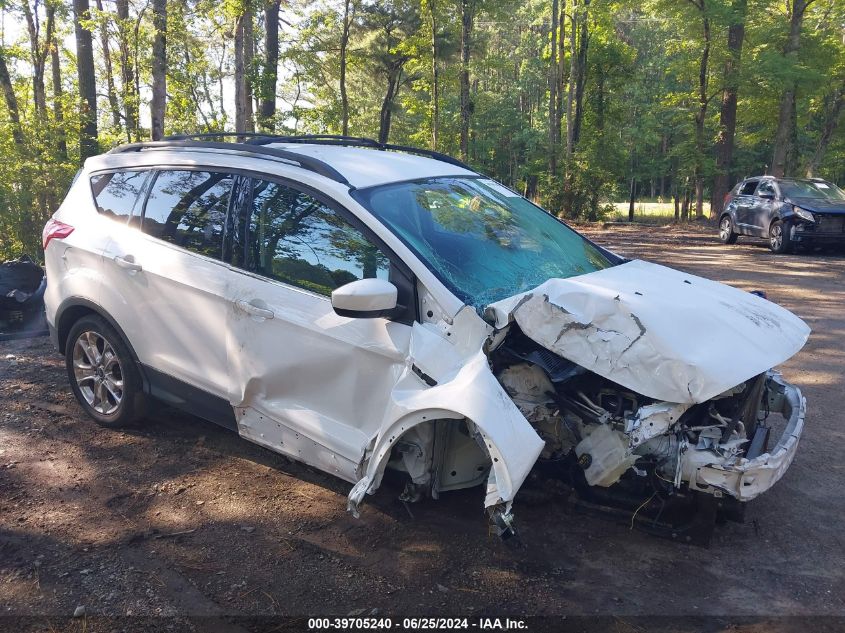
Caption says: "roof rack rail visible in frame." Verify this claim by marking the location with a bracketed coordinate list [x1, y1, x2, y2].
[163, 132, 473, 171]
[108, 139, 351, 186]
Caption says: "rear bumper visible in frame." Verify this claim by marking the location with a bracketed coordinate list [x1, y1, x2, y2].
[688, 371, 805, 501]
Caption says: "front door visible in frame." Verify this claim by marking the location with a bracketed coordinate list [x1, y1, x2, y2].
[751, 180, 778, 234]
[225, 176, 414, 482]
[735, 179, 759, 231]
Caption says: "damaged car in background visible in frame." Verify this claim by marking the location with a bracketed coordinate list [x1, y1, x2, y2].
[43, 135, 809, 546]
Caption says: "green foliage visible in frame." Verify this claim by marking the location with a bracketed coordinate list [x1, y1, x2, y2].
[1, 0, 844, 262]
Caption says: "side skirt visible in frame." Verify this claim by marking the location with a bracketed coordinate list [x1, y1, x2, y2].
[141, 364, 238, 432]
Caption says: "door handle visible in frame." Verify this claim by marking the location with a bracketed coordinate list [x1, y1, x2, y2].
[235, 299, 274, 320]
[114, 254, 142, 273]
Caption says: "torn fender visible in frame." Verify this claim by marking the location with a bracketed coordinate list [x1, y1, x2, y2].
[485, 259, 810, 404]
[348, 315, 545, 516]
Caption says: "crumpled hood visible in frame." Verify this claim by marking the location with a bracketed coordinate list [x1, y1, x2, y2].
[485, 259, 810, 404]
[787, 197, 845, 214]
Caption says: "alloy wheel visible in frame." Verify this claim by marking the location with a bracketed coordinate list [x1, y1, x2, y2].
[720, 217, 732, 241]
[770, 224, 783, 251]
[71, 330, 124, 415]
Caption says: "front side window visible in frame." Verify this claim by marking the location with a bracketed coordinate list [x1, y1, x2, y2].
[353, 177, 614, 309]
[142, 170, 234, 259]
[756, 181, 776, 197]
[90, 170, 149, 222]
[243, 179, 389, 296]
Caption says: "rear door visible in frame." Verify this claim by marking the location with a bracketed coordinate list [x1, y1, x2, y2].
[224, 176, 415, 482]
[735, 179, 759, 230]
[100, 168, 239, 401]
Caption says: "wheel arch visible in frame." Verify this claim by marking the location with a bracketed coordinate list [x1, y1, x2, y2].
[55, 298, 147, 390]
[348, 407, 519, 517]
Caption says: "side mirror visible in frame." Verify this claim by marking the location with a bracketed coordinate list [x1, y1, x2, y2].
[331, 278, 398, 319]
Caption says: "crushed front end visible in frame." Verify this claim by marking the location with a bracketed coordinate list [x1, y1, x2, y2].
[489, 326, 805, 543]
[483, 260, 810, 544]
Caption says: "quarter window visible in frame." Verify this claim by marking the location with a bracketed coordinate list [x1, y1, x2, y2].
[142, 170, 234, 260]
[90, 170, 148, 222]
[243, 179, 389, 296]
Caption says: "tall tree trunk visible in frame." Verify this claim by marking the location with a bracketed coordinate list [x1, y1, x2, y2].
[150, 0, 167, 140]
[340, 0, 352, 136]
[258, 0, 280, 131]
[379, 66, 401, 144]
[235, 14, 246, 133]
[115, 0, 137, 141]
[805, 82, 844, 177]
[74, 0, 99, 159]
[556, 0, 565, 148]
[234, 8, 254, 134]
[243, 4, 255, 132]
[711, 0, 746, 218]
[771, 0, 814, 177]
[459, 0, 473, 161]
[22, 1, 54, 122]
[429, 0, 438, 149]
[95, 0, 122, 129]
[548, 0, 559, 177]
[572, 0, 589, 148]
[0, 51, 25, 146]
[565, 7, 577, 162]
[50, 26, 68, 161]
[691, 1, 710, 218]
[563, 0, 588, 217]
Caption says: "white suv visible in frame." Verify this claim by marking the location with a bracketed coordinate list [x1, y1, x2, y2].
[43, 135, 810, 540]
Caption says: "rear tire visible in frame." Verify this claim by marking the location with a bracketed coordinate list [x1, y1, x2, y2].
[719, 215, 738, 244]
[65, 314, 146, 427]
[769, 219, 792, 254]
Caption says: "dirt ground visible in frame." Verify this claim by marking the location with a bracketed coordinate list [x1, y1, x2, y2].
[1, 224, 844, 631]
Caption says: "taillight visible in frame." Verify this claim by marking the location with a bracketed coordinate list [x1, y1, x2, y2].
[42, 218, 74, 250]
[723, 192, 731, 206]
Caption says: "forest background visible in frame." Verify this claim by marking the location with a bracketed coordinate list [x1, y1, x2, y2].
[0, 0, 843, 257]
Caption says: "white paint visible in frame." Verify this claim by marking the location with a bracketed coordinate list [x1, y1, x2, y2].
[331, 278, 398, 313]
[267, 143, 476, 189]
[487, 259, 810, 404]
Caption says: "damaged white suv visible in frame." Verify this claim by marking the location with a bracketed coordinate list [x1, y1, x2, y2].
[43, 135, 809, 542]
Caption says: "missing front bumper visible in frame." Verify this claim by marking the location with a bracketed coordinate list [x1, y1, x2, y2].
[686, 371, 805, 501]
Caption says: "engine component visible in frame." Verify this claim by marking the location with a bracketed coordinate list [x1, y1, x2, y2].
[575, 423, 637, 487]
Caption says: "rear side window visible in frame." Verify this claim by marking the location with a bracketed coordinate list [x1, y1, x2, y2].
[90, 171, 148, 221]
[740, 180, 759, 195]
[142, 170, 234, 260]
[242, 178, 389, 296]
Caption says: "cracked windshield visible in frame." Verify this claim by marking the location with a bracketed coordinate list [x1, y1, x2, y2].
[356, 177, 614, 309]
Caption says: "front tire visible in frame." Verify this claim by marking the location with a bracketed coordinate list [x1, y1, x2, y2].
[769, 219, 792, 254]
[65, 315, 146, 427]
[719, 215, 738, 244]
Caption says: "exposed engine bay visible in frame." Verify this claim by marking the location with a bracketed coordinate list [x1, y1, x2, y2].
[485, 326, 799, 543]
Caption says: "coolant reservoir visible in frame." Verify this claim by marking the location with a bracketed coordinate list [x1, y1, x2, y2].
[575, 424, 636, 487]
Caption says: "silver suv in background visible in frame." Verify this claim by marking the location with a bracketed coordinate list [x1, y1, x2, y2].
[43, 135, 809, 543]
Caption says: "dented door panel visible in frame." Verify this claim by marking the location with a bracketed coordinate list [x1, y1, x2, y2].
[227, 270, 411, 478]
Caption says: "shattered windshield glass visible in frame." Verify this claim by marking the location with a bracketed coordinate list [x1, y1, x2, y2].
[353, 177, 615, 309]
